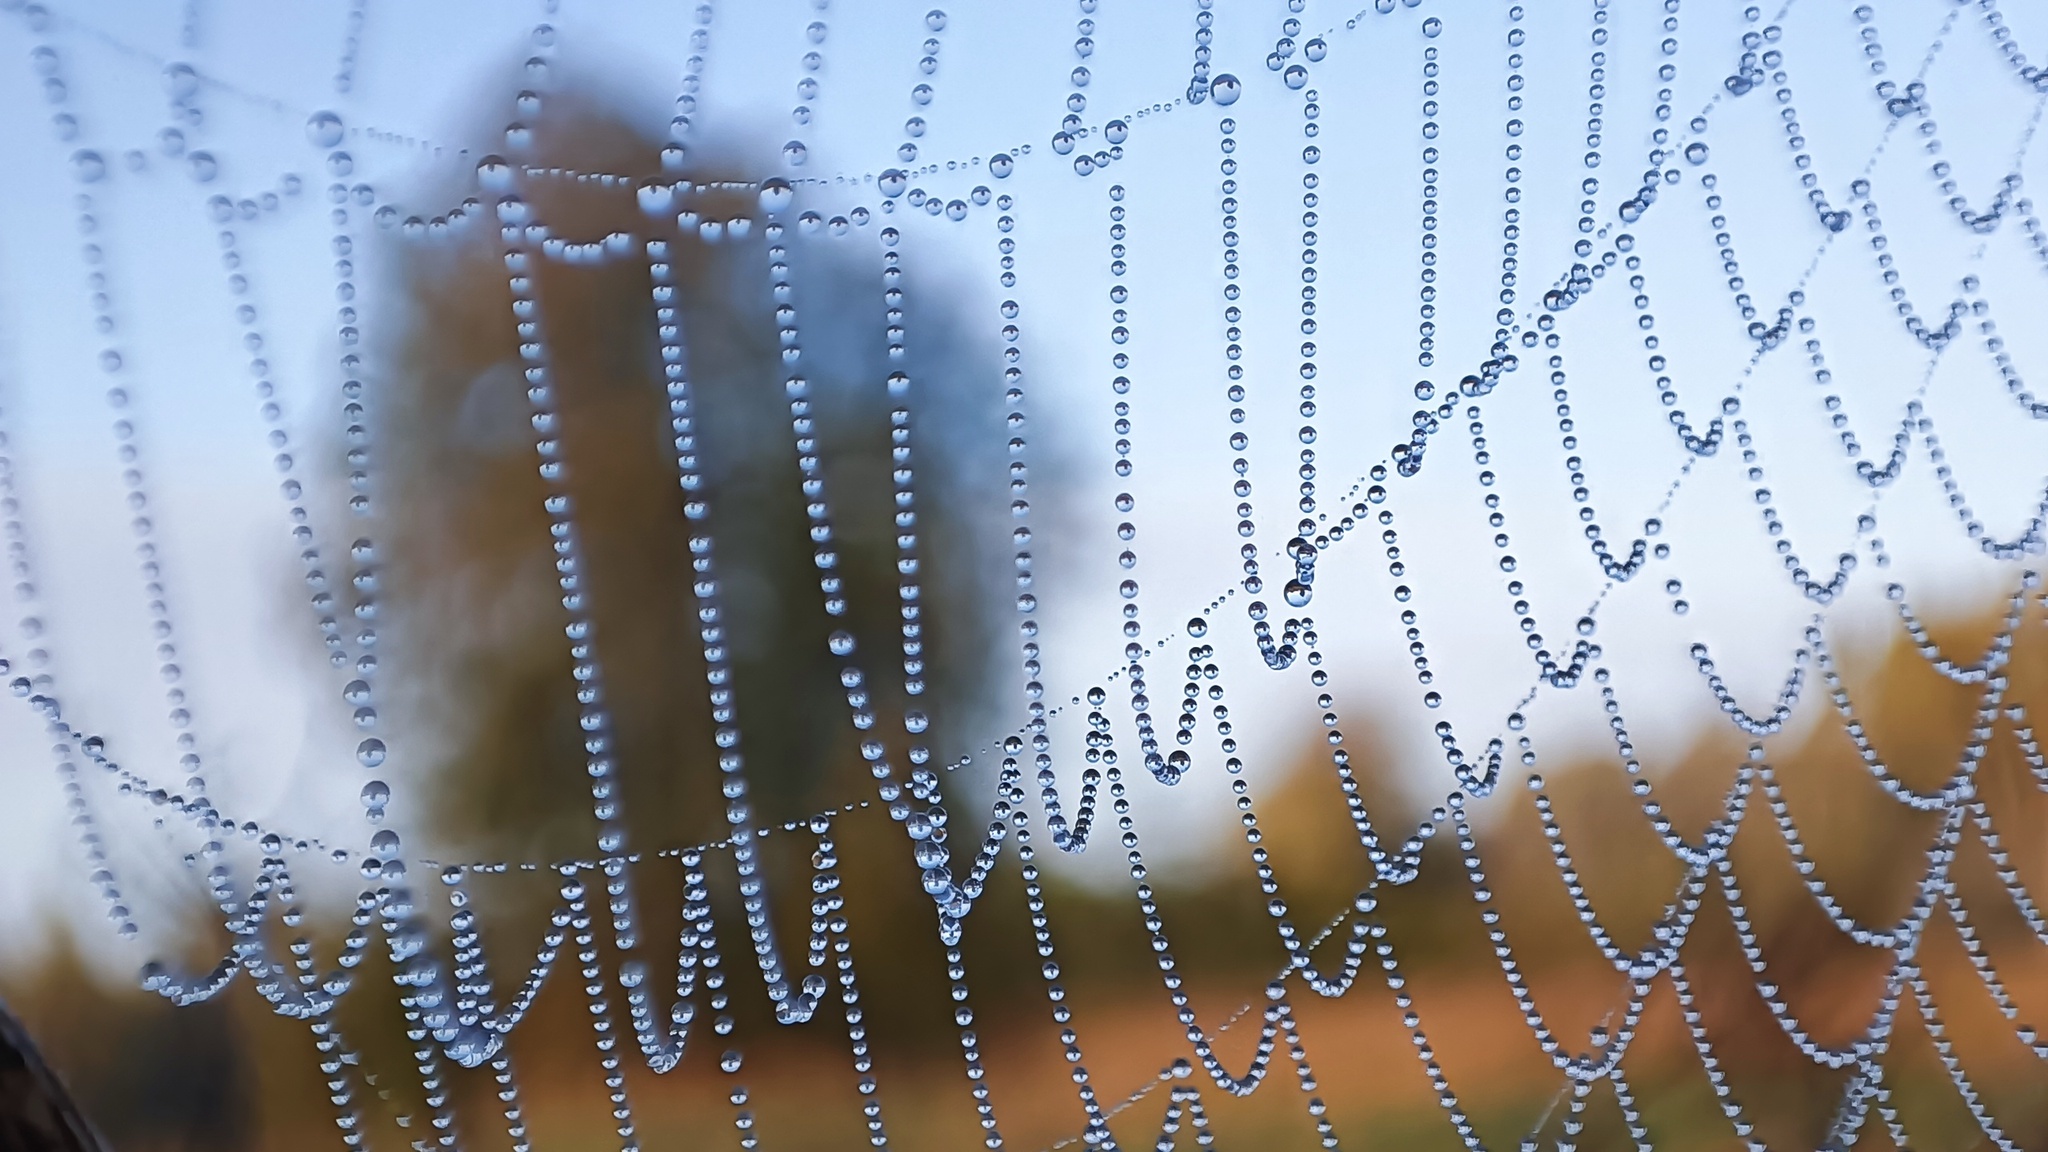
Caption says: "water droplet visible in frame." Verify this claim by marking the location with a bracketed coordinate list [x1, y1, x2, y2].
[306, 110, 344, 148]
[1284, 64, 1308, 89]
[759, 177, 794, 215]
[926, 8, 947, 31]
[1423, 16, 1442, 36]
[783, 139, 809, 167]
[163, 62, 199, 101]
[70, 149, 105, 183]
[1104, 119, 1129, 145]
[1210, 73, 1242, 105]
[878, 168, 908, 197]
[945, 199, 968, 221]
[989, 153, 1014, 178]
[1684, 141, 1708, 165]
[477, 154, 514, 192]
[360, 780, 390, 807]
[187, 151, 218, 182]
[829, 630, 856, 656]
[357, 737, 387, 767]
[1305, 37, 1327, 62]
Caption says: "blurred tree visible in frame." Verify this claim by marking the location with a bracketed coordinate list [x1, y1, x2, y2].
[371, 90, 1013, 868]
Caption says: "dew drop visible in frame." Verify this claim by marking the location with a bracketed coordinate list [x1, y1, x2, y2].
[163, 62, 199, 100]
[758, 177, 794, 215]
[356, 737, 387, 767]
[306, 110, 345, 148]
[989, 153, 1014, 178]
[1684, 141, 1708, 165]
[1210, 73, 1242, 105]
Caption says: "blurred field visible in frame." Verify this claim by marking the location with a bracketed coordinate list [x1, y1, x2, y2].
[8, 591, 2048, 1151]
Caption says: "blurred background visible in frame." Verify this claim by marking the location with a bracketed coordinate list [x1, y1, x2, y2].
[0, 1, 2044, 1149]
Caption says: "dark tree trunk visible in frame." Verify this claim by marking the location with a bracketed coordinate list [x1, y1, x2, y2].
[0, 998, 105, 1152]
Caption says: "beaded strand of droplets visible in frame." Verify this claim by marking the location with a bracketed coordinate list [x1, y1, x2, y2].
[755, 217, 1007, 1145]
[987, 192, 1100, 850]
[660, 2, 714, 172]
[997, 748, 1133, 1148]
[1100, 183, 1169, 786]
[638, 227, 812, 1049]
[1284, 85, 1321, 608]
[491, 176, 647, 1152]
[1207, 113, 1303, 672]
[1076, 715, 1343, 1144]
[0, 226, 137, 943]
[1053, 0, 1099, 174]
[894, 8, 947, 165]
[782, 0, 830, 168]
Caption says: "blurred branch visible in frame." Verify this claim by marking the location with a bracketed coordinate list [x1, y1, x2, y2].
[0, 996, 106, 1152]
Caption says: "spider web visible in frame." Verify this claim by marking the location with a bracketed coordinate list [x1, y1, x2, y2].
[0, 1, 2046, 1150]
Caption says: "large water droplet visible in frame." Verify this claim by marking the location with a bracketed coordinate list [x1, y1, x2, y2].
[759, 177, 794, 215]
[163, 62, 199, 101]
[1210, 73, 1242, 105]
[71, 149, 105, 183]
[306, 110, 344, 148]
[783, 139, 808, 166]
[989, 153, 1014, 178]
[477, 154, 514, 192]
[878, 168, 908, 197]
[1684, 141, 1708, 165]
[357, 737, 387, 767]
